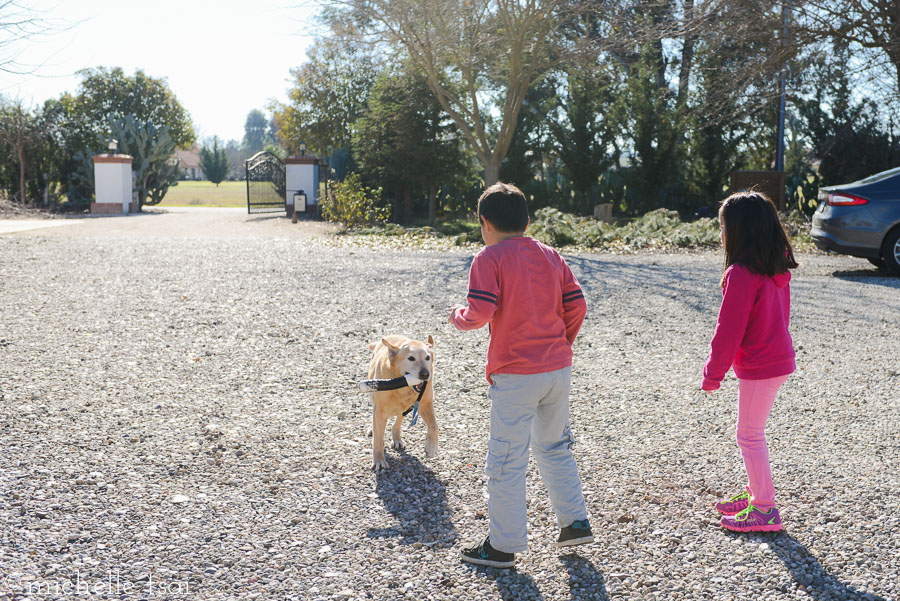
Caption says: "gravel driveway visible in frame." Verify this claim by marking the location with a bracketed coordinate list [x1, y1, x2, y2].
[1, 209, 898, 601]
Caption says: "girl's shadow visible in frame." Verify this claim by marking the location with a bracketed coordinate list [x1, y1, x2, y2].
[729, 531, 888, 600]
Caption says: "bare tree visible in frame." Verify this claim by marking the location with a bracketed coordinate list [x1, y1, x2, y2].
[794, 0, 900, 98]
[332, 0, 573, 185]
[0, 1, 65, 75]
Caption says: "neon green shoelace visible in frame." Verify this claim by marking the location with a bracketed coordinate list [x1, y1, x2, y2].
[727, 489, 750, 503]
[733, 504, 759, 521]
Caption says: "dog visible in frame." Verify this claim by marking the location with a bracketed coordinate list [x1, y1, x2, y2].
[367, 334, 438, 471]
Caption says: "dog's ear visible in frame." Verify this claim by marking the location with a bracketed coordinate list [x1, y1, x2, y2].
[426, 334, 434, 348]
[381, 338, 399, 357]
[368, 341, 377, 351]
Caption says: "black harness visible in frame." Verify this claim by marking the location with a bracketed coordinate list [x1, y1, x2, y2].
[358, 376, 428, 426]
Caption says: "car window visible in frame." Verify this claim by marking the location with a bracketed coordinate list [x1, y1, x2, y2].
[855, 166, 900, 185]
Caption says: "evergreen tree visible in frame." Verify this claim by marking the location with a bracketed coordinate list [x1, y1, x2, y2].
[353, 65, 470, 223]
[242, 109, 268, 154]
[200, 138, 229, 186]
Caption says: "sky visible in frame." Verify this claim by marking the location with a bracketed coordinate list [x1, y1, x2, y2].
[0, 0, 319, 143]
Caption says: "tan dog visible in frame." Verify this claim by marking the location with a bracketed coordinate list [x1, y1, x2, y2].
[368, 335, 438, 471]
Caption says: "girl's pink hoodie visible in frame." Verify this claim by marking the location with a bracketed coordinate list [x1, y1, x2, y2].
[702, 263, 796, 391]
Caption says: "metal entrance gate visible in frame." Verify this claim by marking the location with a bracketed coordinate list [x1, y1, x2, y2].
[245, 151, 286, 214]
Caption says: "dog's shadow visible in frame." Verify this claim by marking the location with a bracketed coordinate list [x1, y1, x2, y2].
[367, 452, 457, 549]
[728, 531, 889, 600]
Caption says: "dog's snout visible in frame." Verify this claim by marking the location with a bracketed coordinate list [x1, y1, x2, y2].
[419, 369, 430, 381]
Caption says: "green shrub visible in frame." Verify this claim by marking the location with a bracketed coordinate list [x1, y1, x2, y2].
[528, 207, 581, 247]
[320, 173, 389, 227]
[530, 207, 721, 250]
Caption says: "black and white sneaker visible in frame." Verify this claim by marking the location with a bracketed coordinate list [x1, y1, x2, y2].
[554, 519, 594, 547]
[460, 535, 516, 568]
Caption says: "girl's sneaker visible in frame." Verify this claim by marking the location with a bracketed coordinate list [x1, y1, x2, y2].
[715, 487, 751, 516]
[720, 504, 782, 532]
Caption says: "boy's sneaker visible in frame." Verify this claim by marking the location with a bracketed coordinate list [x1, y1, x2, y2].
[553, 519, 594, 548]
[460, 536, 516, 568]
[720, 505, 782, 533]
[715, 487, 751, 516]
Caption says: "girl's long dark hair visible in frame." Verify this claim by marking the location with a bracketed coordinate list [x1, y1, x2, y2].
[719, 191, 799, 287]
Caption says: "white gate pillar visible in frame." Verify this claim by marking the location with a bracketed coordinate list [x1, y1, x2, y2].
[92, 153, 136, 214]
[285, 156, 319, 215]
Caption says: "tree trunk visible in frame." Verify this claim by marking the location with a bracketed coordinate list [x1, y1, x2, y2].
[484, 159, 501, 186]
[428, 182, 436, 224]
[677, 0, 696, 111]
[402, 186, 411, 224]
[15, 106, 26, 204]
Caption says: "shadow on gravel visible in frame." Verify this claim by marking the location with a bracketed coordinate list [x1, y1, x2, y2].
[564, 255, 715, 314]
[832, 269, 900, 288]
[728, 531, 888, 601]
[367, 452, 457, 549]
[464, 564, 545, 601]
[559, 552, 609, 601]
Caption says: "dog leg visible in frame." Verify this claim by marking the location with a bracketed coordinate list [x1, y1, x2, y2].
[418, 400, 439, 458]
[390, 415, 405, 451]
[372, 409, 389, 471]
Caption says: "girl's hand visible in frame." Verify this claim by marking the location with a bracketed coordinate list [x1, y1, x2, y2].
[700, 378, 720, 393]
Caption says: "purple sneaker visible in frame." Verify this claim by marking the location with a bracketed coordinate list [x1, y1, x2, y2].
[720, 505, 782, 533]
[715, 487, 751, 516]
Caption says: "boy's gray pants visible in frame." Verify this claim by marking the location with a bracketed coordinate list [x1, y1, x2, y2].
[486, 366, 588, 553]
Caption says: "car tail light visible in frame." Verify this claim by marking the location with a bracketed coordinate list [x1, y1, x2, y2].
[827, 193, 868, 206]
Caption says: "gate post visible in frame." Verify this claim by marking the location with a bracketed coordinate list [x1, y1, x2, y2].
[285, 155, 319, 216]
[92, 152, 135, 214]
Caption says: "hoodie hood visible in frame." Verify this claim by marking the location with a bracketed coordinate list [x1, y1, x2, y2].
[773, 270, 791, 288]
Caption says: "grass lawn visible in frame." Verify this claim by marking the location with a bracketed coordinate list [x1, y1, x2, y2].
[160, 180, 247, 207]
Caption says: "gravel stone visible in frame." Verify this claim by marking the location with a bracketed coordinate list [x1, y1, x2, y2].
[0, 208, 897, 600]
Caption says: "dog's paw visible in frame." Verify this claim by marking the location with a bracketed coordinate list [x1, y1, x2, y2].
[372, 456, 389, 471]
[391, 438, 405, 452]
[424, 440, 438, 458]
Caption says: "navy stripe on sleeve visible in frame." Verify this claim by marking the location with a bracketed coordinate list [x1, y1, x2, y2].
[469, 288, 498, 300]
[562, 291, 584, 303]
[467, 292, 498, 305]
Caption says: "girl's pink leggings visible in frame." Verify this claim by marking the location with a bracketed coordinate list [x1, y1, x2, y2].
[736, 374, 790, 511]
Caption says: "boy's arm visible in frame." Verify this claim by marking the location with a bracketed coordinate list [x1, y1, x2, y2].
[701, 267, 755, 391]
[449, 254, 499, 330]
[561, 262, 586, 345]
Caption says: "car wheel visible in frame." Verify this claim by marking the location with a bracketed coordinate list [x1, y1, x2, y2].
[867, 257, 887, 269]
[882, 227, 900, 275]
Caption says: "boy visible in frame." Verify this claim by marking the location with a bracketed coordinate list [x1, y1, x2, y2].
[449, 182, 592, 568]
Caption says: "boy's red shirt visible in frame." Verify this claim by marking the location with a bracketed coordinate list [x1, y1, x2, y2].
[450, 237, 586, 383]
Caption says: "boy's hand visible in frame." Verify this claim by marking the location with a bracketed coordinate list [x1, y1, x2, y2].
[448, 305, 466, 323]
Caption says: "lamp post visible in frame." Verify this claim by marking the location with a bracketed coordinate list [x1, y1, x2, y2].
[108, 139, 118, 155]
[299, 141, 306, 157]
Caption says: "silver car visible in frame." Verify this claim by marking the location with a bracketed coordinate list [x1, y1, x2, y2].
[810, 166, 900, 274]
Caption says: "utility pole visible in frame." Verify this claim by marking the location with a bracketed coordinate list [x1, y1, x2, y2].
[775, 1, 789, 173]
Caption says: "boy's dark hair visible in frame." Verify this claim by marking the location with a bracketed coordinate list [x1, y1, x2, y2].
[719, 191, 799, 287]
[477, 182, 529, 233]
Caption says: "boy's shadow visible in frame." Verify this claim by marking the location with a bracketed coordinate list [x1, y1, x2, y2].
[464, 563, 544, 601]
[367, 452, 457, 549]
[730, 531, 888, 600]
[560, 552, 610, 601]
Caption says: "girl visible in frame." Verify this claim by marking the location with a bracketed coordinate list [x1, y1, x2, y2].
[702, 191, 799, 533]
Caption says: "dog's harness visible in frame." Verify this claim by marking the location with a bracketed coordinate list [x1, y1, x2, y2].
[358, 374, 428, 426]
